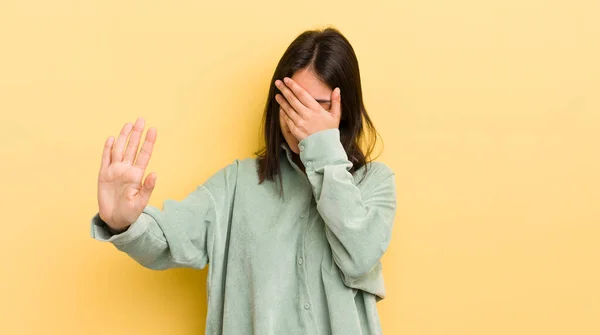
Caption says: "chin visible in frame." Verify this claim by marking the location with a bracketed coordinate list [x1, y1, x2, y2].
[289, 143, 300, 154]
[282, 131, 300, 154]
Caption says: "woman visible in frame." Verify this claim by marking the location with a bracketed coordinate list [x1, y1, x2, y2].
[91, 27, 397, 335]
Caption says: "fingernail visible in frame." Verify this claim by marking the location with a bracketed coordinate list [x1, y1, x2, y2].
[283, 77, 290, 84]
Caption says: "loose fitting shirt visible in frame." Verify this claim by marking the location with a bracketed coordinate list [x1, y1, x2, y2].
[90, 128, 397, 334]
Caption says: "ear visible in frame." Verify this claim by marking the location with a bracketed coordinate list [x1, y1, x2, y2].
[330, 87, 342, 121]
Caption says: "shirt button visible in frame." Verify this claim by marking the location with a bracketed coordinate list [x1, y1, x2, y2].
[299, 144, 305, 151]
[304, 303, 310, 310]
[298, 257, 303, 265]
[306, 161, 312, 166]
[299, 212, 306, 219]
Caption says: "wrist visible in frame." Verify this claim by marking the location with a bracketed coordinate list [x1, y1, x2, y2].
[107, 224, 130, 235]
[98, 214, 130, 234]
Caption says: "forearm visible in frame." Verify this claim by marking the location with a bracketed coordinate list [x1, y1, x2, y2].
[298, 129, 397, 280]
[91, 185, 218, 270]
[92, 207, 197, 270]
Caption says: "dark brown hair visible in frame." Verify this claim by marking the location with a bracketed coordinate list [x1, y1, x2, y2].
[255, 27, 380, 196]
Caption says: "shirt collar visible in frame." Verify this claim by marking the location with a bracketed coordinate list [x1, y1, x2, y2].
[280, 141, 300, 169]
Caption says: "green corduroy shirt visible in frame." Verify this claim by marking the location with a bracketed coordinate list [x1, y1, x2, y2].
[91, 128, 397, 334]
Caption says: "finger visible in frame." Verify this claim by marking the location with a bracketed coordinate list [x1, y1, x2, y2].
[275, 79, 309, 117]
[100, 136, 115, 170]
[134, 127, 157, 170]
[330, 87, 342, 121]
[123, 117, 145, 164]
[280, 108, 302, 140]
[280, 108, 292, 130]
[283, 77, 322, 110]
[112, 122, 133, 162]
[275, 94, 301, 124]
[137, 172, 157, 209]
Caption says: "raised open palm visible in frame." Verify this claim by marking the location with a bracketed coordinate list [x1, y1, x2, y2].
[97, 118, 157, 232]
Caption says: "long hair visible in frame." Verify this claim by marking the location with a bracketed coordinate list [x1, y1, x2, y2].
[255, 27, 380, 196]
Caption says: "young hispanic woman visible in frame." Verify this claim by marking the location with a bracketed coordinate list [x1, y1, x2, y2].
[91, 27, 397, 335]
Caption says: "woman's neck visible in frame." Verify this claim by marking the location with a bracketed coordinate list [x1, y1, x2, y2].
[291, 152, 306, 174]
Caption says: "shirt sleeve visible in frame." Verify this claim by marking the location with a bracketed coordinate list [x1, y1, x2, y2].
[90, 159, 239, 270]
[298, 128, 397, 295]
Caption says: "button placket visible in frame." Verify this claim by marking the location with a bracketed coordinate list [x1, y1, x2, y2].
[297, 199, 316, 332]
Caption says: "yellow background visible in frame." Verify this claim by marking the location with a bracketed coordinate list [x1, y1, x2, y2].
[1, 0, 599, 334]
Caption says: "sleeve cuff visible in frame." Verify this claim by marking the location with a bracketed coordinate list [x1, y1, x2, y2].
[90, 212, 151, 245]
[298, 128, 350, 171]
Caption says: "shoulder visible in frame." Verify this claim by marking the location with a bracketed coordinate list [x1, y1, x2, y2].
[352, 160, 396, 195]
[210, 157, 261, 186]
[208, 157, 256, 176]
[200, 157, 259, 199]
[356, 160, 394, 181]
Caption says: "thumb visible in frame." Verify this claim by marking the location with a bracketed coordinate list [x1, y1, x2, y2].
[330, 87, 342, 121]
[137, 172, 157, 207]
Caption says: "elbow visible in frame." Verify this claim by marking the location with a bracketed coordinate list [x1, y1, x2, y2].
[137, 252, 206, 270]
[336, 252, 382, 281]
[134, 254, 171, 271]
